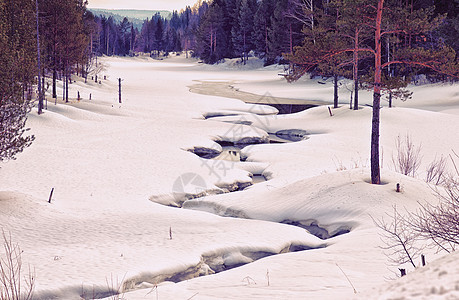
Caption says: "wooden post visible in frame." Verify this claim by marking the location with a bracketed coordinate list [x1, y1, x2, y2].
[328, 107, 333, 117]
[421, 254, 426, 266]
[48, 188, 54, 203]
[396, 183, 400, 192]
[89, 93, 92, 100]
[118, 78, 122, 104]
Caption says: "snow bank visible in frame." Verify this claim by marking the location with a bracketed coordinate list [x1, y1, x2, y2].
[355, 250, 459, 300]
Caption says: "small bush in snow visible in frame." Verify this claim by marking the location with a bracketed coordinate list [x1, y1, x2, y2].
[392, 134, 422, 177]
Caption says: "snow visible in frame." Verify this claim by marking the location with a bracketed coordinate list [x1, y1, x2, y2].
[356, 250, 459, 299]
[0, 54, 458, 299]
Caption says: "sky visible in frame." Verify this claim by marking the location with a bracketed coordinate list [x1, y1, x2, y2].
[86, 0, 199, 11]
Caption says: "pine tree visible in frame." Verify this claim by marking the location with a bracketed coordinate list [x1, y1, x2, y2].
[154, 16, 164, 56]
[268, 0, 303, 64]
[0, 0, 36, 102]
[0, 0, 35, 160]
[118, 17, 132, 56]
[232, 0, 256, 64]
[196, 2, 226, 63]
[254, 0, 275, 58]
[82, 10, 98, 81]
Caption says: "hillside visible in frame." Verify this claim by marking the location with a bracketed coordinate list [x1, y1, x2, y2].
[88, 8, 172, 29]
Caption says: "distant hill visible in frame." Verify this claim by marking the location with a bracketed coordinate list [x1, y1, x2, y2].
[89, 9, 172, 29]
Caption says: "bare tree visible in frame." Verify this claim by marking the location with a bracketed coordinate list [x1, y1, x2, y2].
[392, 134, 422, 177]
[287, 0, 314, 30]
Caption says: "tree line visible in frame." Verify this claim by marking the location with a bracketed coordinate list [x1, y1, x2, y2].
[91, 0, 307, 64]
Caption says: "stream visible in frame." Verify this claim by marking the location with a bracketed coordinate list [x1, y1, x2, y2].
[113, 81, 351, 300]
[189, 80, 327, 114]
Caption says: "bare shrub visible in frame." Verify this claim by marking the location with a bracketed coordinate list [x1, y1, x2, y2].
[425, 155, 447, 185]
[392, 134, 422, 177]
[373, 206, 422, 268]
[0, 230, 35, 300]
[408, 188, 459, 253]
[409, 153, 459, 253]
[106, 274, 126, 300]
[376, 151, 459, 271]
[333, 156, 347, 171]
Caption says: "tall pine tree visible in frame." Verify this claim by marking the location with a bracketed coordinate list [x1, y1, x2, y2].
[232, 0, 256, 64]
[0, 0, 35, 160]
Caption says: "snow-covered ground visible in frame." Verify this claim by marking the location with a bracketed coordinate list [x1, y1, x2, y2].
[0, 55, 458, 299]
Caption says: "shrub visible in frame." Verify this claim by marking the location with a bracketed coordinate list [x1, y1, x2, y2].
[0, 230, 35, 300]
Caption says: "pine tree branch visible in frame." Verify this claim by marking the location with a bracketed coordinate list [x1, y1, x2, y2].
[381, 30, 407, 36]
[381, 60, 458, 78]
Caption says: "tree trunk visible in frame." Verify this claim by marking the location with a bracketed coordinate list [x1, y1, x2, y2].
[354, 77, 359, 110]
[65, 65, 69, 103]
[371, 92, 381, 184]
[265, 24, 268, 55]
[62, 70, 65, 101]
[353, 29, 359, 110]
[35, 0, 43, 114]
[243, 32, 246, 65]
[52, 64, 57, 98]
[210, 25, 213, 57]
[334, 74, 338, 108]
[42, 75, 45, 107]
[371, 0, 384, 185]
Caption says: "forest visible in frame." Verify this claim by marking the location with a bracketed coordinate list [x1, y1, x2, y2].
[2, 0, 458, 97]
